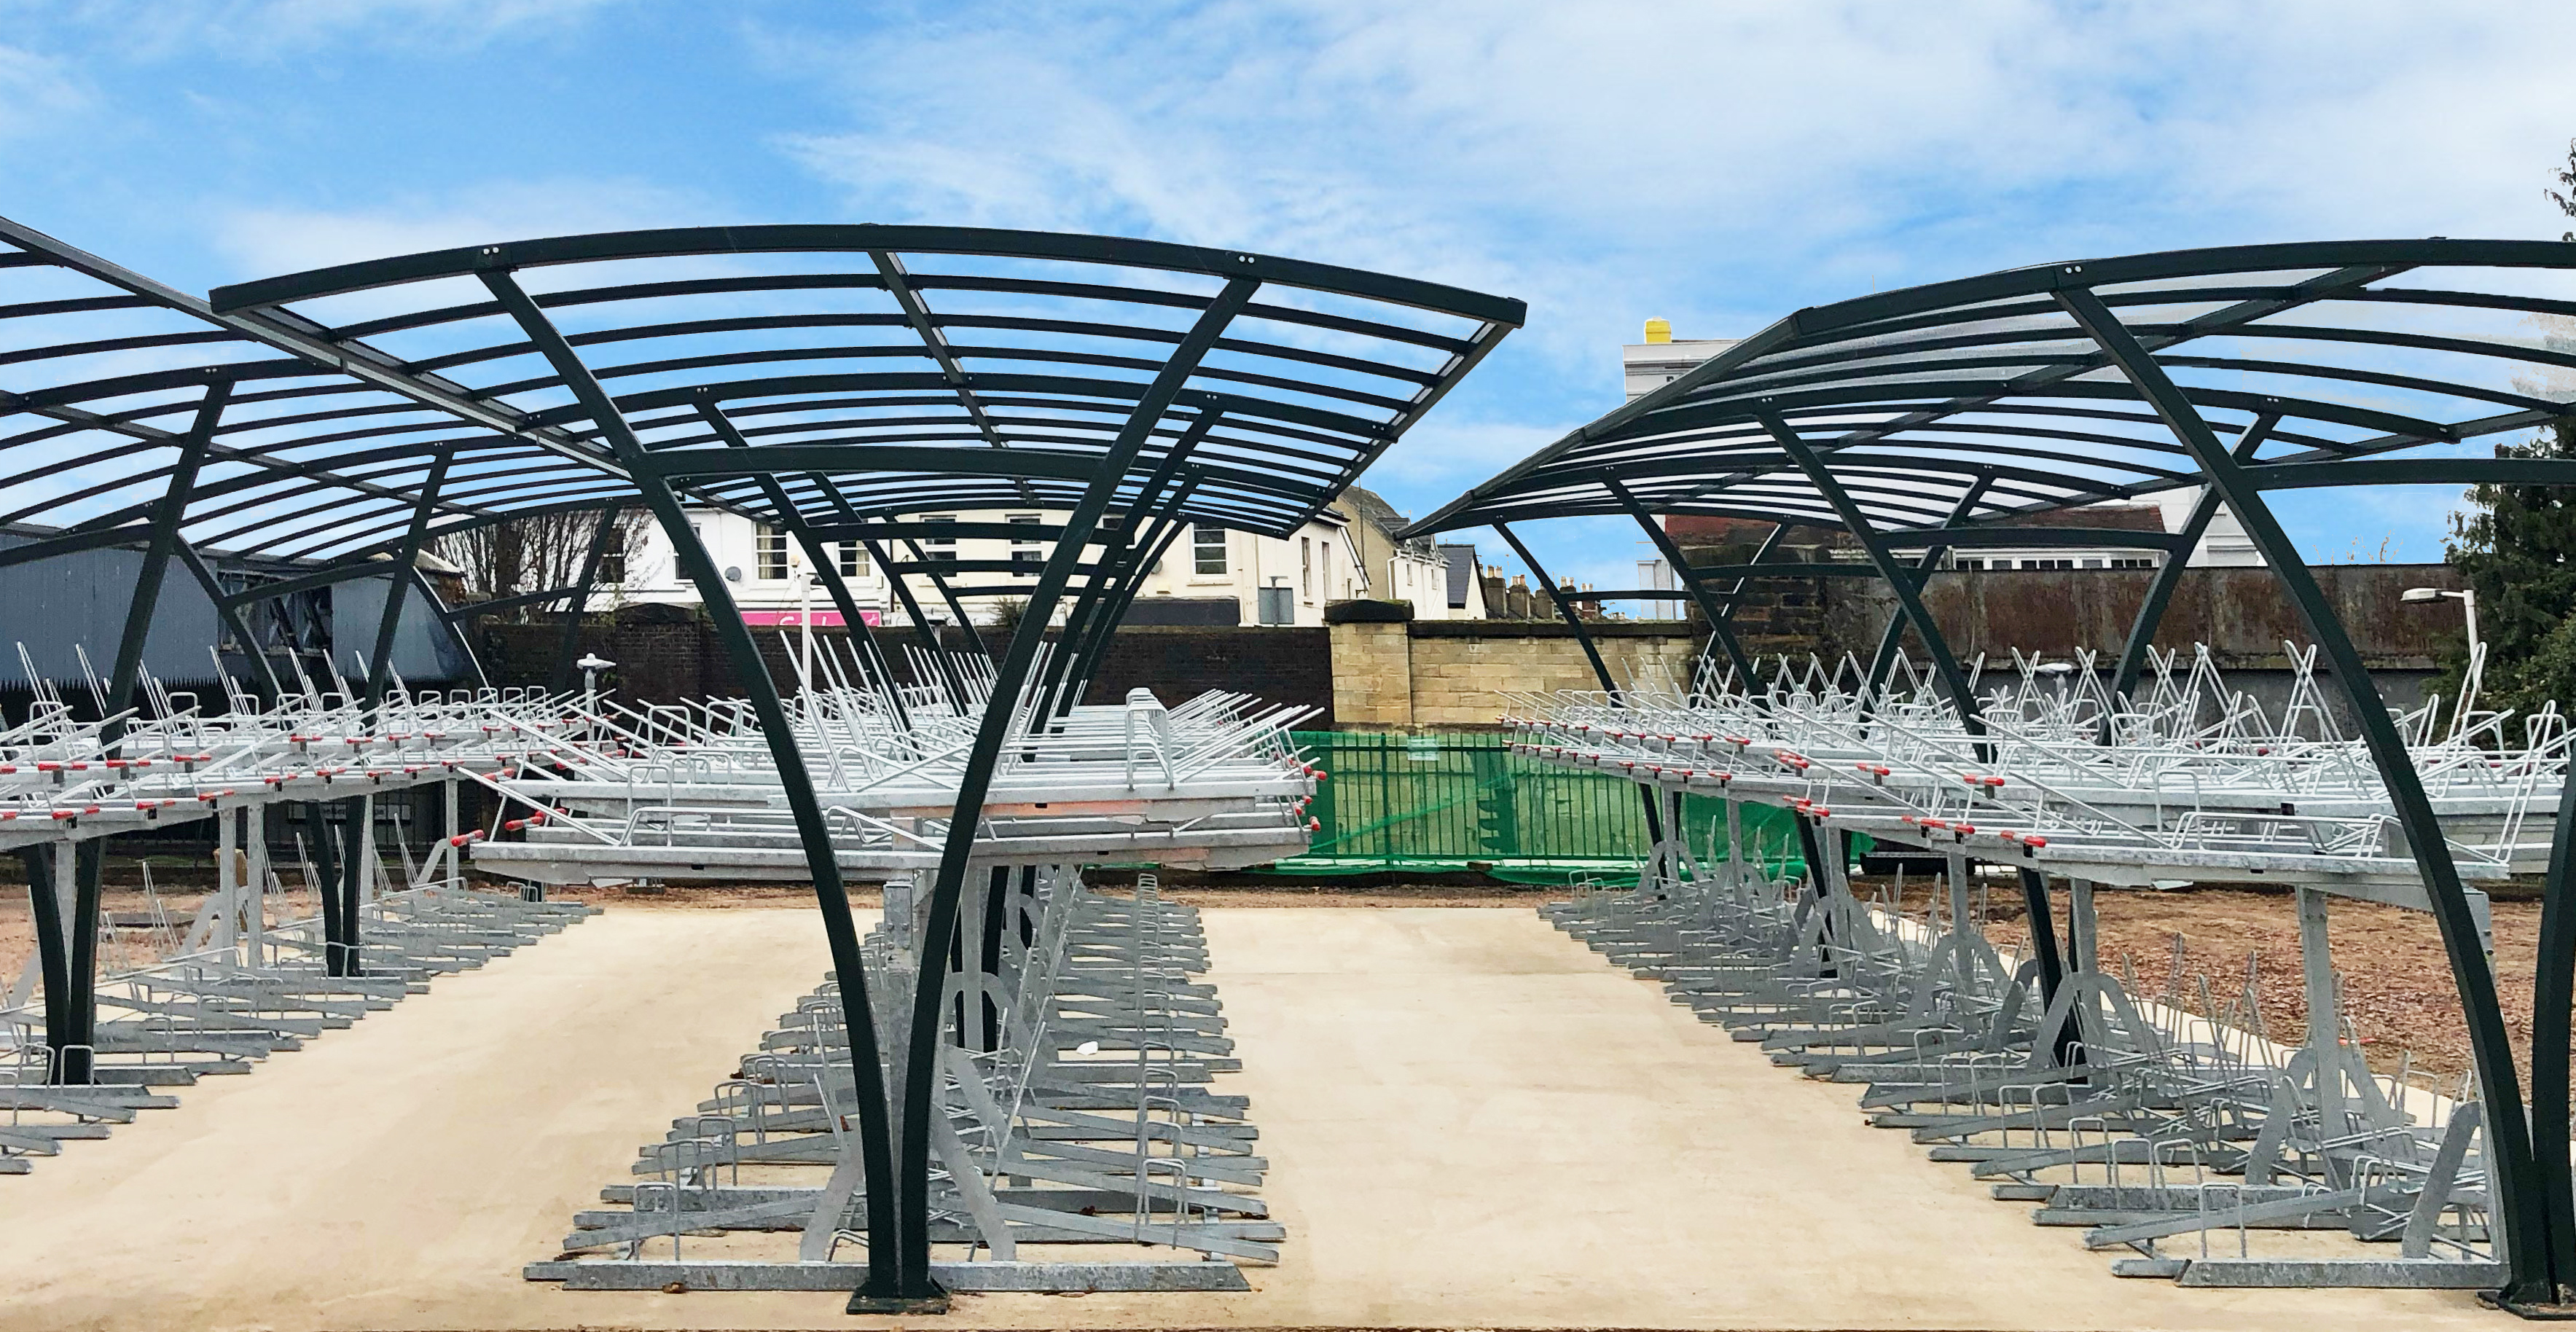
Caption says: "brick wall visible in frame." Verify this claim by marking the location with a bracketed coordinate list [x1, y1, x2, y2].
[1821, 563, 2465, 670]
[473, 563, 2468, 732]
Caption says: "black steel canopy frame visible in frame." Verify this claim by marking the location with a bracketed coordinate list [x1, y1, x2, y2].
[1406, 238, 2576, 1310]
[1, 213, 1522, 1306]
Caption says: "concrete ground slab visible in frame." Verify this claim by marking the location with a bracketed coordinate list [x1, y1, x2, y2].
[0, 904, 2515, 1330]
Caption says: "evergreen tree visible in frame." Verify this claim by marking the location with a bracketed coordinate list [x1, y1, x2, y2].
[2424, 141, 2576, 727]
[2432, 419, 2576, 725]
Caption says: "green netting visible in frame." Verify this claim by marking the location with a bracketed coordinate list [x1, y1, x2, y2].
[1254, 730, 1855, 885]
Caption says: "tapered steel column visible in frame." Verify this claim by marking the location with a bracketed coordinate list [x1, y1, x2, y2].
[482, 269, 903, 1303]
[696, 403, 906, 710]
[20, 846, 66, 1081]
[551, 504, 623, 694]
[1492, 520, 1666, 845]
[864, 536, 973, 705]
[1057, 506, 1195, 714]
[906, 540, 984, 657]
[411, 567, 490, 690]
[360, 451, 450, 708]
[58, 381, 232, 1080]
[2060, 286, 2556, 1302]
[2106, 415, 2278, 709]
[178, 543, 285, 700]
[1863, 477, 1992, 708]
[899, 277, 1259, 1298]
[1761, 413, 1986, 752]
[1603, 477, 1755, 686]
[2533, 770, 2576, 1285]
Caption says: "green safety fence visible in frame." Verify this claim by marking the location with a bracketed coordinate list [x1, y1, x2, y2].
[1256, 730, 1849, 885]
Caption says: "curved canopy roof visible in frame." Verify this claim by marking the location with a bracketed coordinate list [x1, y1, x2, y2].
[1, 216, 1521, 565]
[1405, 240, 2576, 538]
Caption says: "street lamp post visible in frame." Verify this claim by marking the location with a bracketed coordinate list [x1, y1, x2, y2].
[2401, 585, 2480, 656]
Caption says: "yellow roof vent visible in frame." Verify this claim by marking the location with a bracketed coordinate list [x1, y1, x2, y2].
[1642, 317, 1672, 345]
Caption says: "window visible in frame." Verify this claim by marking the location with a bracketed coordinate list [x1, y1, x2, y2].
[756, 525, 790, 580]
[919, 515, 957, 565]
[1008, 514, 1043, 574]
[597, 549, 627, 584]
[1300, 537, 1313, 600]
[2109, 556, 2156, 570]
[1193, 525, 1227, 576]
[838, 541, 867, 578]
[2019, 557, 2074, 571]
[1954, 557, 1983, 571]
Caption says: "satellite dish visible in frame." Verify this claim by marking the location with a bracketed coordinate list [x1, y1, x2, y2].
[724, 565, 743, 582]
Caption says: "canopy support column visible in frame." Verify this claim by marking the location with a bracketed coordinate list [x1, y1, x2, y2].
[1760, 412, 1988, 754]
[60, 380, 232, 1081]
[2106, 414, 2279, 712]
[1604, 477, 1755, 686]
[550, 504, 622, 694]
[900, 277, 1259, 1304]
[1493, 520, 1665, 846]
[481, 267, 904, 1306]
[1864, 477, 1992, 709]
[2061, 285, 2556, 1304]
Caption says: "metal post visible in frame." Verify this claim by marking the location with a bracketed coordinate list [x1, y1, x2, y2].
[1760, 413, 1987, 752]
[361, 450, 452, 709]
[59, 380, 233, 1079]
[696, 403, 907, 710]
[1057, 507, 1195, 716]
[20, 846, 66, 1081]
[863, 535, 971, 705]
[178, 542, 285, 702]
[2059, 285, 2556, 1302]
[551, 504, 622, 694]
[481, 268, 904, 1304]
[1492, 520, 1665, 846]
[2532, 759, 2576, 1285]
[1603, 477, 1756, 686]
[60, 844, 98, 1084]
[908, 538, 984, 658]
[410, 566, 490, 690]
[2106, 415, 2279, 708]
[1863, 477, 1992, 708]
[900, 277, 1258, 1299]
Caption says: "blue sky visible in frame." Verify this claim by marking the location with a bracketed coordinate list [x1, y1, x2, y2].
[5, 1, 2575, 591]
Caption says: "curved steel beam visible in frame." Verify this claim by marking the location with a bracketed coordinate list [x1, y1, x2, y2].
[479, 267, 904, 1304]
[898, 277, 1258, 1299]
[2059, 284, 2557, 1302]
[1760, 413, 1987, 750]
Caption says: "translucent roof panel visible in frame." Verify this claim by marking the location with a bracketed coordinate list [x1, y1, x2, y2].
[1406, 239, 2576, 538]
[0, 216, 1521, 568]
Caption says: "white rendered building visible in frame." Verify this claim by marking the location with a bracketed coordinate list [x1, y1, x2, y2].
[606, 486, 1478, 627]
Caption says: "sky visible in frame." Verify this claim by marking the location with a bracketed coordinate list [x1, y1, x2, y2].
[5, 0, 2576, 592]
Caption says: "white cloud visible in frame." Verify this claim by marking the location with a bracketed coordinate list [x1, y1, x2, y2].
[753, 1, 2576, 555]
[211, 177, 713, 277]
[0, 42, 87, 140]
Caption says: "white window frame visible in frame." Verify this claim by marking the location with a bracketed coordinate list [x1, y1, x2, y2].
[1007, 514, 1044, 575]
[756, 525, 791, 581]
[1193, 525, 1227, 576]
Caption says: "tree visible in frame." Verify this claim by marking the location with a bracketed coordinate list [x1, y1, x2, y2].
[2426, 146, 2576, 728]
[2432, 420, 2576, 726]
[432, 508, 649, 621]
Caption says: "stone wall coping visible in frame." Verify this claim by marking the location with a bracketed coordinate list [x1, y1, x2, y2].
[1406, 619, 1696, 640]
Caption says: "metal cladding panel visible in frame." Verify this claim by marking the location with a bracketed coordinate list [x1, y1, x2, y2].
[331, 573, 471, 683]
[0, 538, 222, 685]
